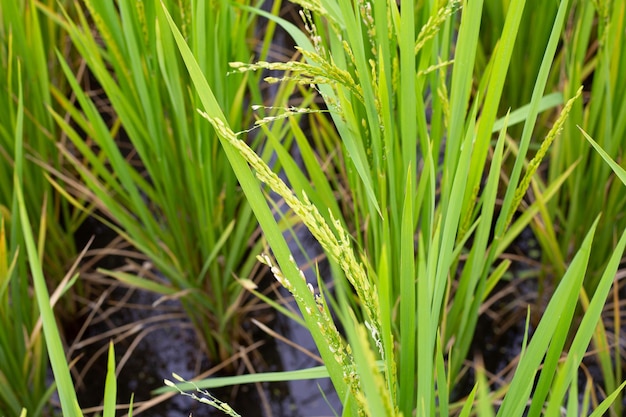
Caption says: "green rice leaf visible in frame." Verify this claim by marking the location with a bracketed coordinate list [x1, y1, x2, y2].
[399, 168, 416, 415]
[492, 92, 563, 132]
[154, 365, 331, 394]
[99, 269, 178, 296]
[14, 79, 83, 416]
[579, 127, 626, 186]
[588, 380, 626, 417]
[103, 341, 117, 417]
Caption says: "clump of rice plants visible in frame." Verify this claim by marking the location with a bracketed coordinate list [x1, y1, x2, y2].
[162, 0, 626, 415]
[47, 0, 290, 363]
[545, 0, 626, 288]
[4, 0, 626, 416]
[0, 0, 83, 311]
[494, 2, 626, 410]
[0, 2, 93, 415]
[1, 71, 126, 417]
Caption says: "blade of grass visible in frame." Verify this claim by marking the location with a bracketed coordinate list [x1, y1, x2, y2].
[491, 92, 563, 132]
[579, 127, 626, 185]
[155, 365, 331, 393]
[588, 380, 626, 417]
[14, 80, 83, 417]
[399, 168, 416, 415]
[103, 341, 116, 417]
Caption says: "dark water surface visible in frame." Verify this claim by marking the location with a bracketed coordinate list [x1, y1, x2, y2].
[69, 276, 340, 417]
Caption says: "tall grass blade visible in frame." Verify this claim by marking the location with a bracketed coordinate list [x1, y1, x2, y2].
[14, 77, 82, 417]
[103, 342, 117, 417]
[588, 380, 626, 417]
[579, 127, 626, 186]
[399, 169, 415, 414]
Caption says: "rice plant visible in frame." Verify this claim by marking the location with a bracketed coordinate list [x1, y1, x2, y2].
[0, 0, 82, 311]
[0, 69, 125, 417]
[545, 0, 626, 288]
[161, 0, 626, 415]
[4, 0, 626, 415]
[47, 0, 284, 362]
[517, 2, 626, 411]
